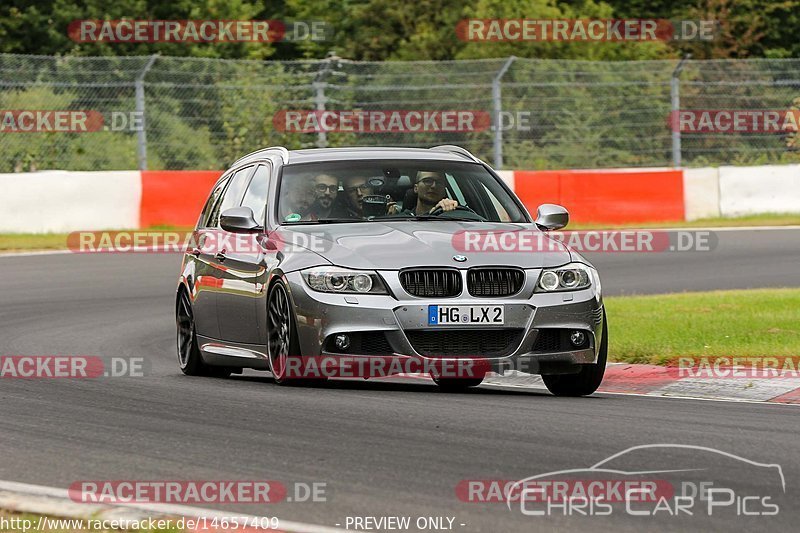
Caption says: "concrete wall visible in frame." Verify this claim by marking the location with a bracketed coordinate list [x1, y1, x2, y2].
[718, 164, 800, 217]
[1, 165, 797, 233]
[0, 171, 140, 233]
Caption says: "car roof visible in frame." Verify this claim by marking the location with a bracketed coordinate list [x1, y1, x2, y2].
[287, 147, 473, 165]
[229, 146, 482, 168]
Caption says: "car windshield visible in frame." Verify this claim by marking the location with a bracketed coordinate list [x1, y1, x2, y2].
[277, 159, 528, 224]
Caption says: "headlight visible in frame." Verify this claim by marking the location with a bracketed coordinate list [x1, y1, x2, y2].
[535, 263, 593, 292]
[301, 266, 388, 294]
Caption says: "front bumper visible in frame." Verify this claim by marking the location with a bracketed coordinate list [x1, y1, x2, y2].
[284, 269, 604, 377]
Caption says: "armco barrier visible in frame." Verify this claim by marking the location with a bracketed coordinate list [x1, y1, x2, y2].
[3, 165, 800, 234]
[514, 168, 685, 224]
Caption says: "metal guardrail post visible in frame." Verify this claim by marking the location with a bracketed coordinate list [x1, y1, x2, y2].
[312, 52, 340, 149]
[671, 54, 691, 168]
[492, 56, 516, 169]
[135, 54, 158, 171]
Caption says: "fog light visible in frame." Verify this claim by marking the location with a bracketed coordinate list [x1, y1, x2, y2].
[569, 330, 587, 347]
[334, 334, 350, 350]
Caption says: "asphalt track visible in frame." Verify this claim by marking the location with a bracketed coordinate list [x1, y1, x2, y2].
[1, 228, 799, 532]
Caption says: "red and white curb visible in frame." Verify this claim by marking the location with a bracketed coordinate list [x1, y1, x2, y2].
[0, 480, 345, 533]
[482, 363, 800, 404]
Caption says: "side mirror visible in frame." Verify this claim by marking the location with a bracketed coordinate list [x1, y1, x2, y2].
[220, 207, 262, 233]
[535, 204, 569, 231]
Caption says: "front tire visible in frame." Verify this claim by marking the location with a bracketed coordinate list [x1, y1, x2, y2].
[542, 310, 607, 397]
[176, 289, 230, 378]
[267, 280, 306, 385]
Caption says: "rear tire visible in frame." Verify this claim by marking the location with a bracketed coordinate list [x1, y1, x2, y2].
[176, 289, 230, 378]
[542, 310, 607, 397]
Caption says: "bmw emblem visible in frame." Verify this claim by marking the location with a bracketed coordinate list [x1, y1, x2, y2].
[453, 255, 467, 262]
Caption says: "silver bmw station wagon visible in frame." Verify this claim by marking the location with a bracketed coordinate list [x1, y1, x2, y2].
[176, 145, 607, 396]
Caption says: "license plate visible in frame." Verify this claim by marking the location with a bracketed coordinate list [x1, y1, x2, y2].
[428, 305, 504, 326]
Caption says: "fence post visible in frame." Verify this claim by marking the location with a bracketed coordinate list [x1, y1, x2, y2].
[312, 54, 337, 149]
[671, 54, 691, 168]
[135, 54, 158, 171]
[492, 56, 516, 169]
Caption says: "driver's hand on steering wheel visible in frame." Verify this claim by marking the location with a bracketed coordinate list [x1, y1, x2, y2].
[430, 198, 458, 213]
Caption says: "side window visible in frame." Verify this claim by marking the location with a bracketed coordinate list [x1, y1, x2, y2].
[216, 166, 255, 218]
[200, 177, 230, 228]
[241, 164, 270, 225]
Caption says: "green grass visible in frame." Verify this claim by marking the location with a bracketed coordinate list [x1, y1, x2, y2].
[0, 226, 192, 253]
[567, 213, 800, 230]
[2, 214, 799, 252]
[0, 233, 73, 252]
[606, 288, 800, 364]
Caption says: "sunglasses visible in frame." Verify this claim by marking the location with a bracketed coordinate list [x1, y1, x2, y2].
[418, 177, 446, 188]
[313, 184, 339, 193]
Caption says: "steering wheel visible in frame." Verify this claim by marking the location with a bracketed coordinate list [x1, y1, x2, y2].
[428, 204, 481, 217]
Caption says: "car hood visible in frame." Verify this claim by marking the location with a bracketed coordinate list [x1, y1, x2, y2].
[276, 221, 571, 270]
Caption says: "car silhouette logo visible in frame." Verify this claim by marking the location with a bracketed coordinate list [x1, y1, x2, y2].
[453, 255, 467, 262]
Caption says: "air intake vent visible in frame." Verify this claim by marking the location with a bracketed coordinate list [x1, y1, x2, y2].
[400, 269, 461, 297]
[405, 329, 523, 357]
[532, 330, 562, 352]
[467, 268, 525, 297]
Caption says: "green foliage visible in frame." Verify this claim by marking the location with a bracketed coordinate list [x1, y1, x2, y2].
[3, 0, 797, 61]
[0, 86, 138, 171]
[1, 1, 799, 171]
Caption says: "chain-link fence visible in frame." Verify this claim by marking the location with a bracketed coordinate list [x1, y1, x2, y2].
[2, 53, 800, 172]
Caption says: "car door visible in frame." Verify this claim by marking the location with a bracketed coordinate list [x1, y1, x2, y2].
[190, 175, 230, 340]
[216, 163, 271, 344]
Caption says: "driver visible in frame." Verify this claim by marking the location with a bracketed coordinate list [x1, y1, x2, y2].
[408, 171, 457, 215]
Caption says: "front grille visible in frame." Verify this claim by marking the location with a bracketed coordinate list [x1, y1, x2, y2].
[467, 268, 525, 297]
[406, 329, 523, 357]
[400, 269, 461, 297]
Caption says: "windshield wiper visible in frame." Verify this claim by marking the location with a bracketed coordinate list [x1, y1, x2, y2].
[282, 218, 367, 225]
[403, 215, 485, 222]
